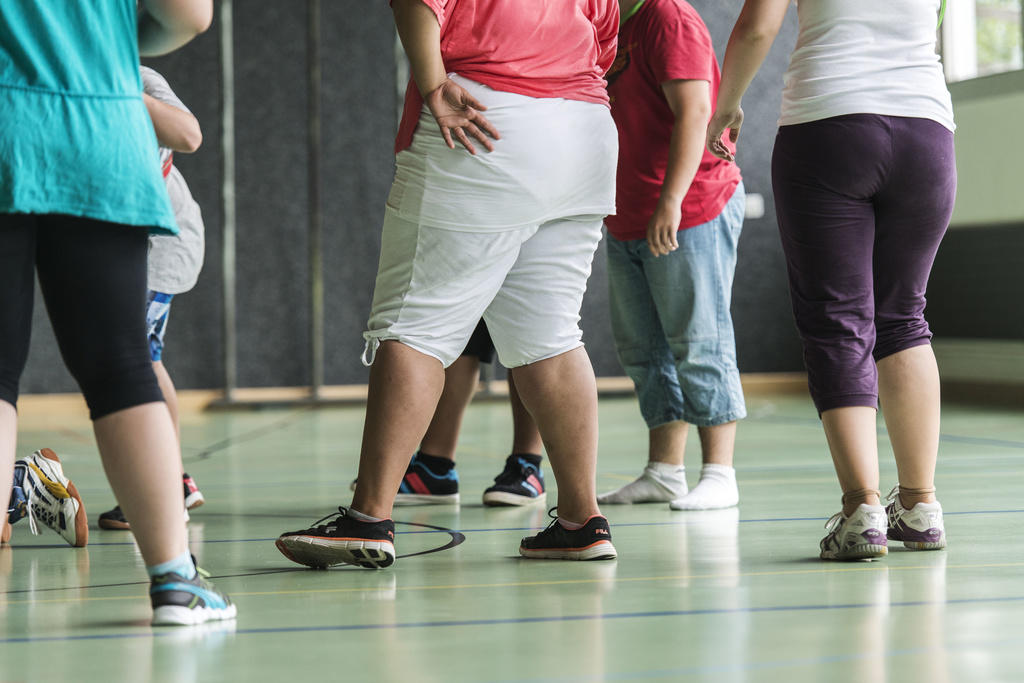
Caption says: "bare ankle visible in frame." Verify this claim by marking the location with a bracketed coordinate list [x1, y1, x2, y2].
[898, 485, 936, 509]
[841, 488, 880, 516]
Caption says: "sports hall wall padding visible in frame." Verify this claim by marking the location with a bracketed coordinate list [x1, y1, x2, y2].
[22, 1, 806, 394]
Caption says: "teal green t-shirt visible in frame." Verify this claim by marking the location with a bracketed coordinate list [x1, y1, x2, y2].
[0, 1, 177, 233]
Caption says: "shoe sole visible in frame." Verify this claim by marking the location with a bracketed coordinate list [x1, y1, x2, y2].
[276, 536, 395, 570]
[34, 449, 89, 547]
[900, 539, 946, 550]
[152, 603, 238, 626]
[519, 540, 617, 561]
[482, 491, 546, 507]
[393, 493, 459, 506]
[820, 543, 888, 561]
[185, 492, 205, 510]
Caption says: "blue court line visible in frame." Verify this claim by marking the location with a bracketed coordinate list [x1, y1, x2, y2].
[2, 594, 1022, 645]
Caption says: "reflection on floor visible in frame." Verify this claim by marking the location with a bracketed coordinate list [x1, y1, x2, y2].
[3, 393, 1023, 682]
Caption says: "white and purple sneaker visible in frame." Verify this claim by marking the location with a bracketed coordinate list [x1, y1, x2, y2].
[820, 504, 888, 561]
[885, 487, 946, 550]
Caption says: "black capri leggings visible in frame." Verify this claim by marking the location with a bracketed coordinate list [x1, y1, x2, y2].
[0, 213, 163, 420]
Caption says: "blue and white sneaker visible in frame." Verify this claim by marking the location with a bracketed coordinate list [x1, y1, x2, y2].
[393, 453, 459, 505]
[150, 564, 237, 626]
[483, 454, 546, 507]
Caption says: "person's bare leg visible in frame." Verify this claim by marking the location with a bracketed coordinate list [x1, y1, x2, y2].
[350, 341, 445, 519]
[650, 421, 688, 465]
[419, 355, 480, 461]
[152, 360, 179, 443]
[1, 400, 16, 543]
[93, 402, 187, 565]
[507, 372, 542, 455]
[670, 421, 739, 510]
[510, 348, 599, 524]
[877, 345, 939, 508]
[821, 406, 881, 516]
[598, 420, 688, 504]
[698, 422, 735, 467]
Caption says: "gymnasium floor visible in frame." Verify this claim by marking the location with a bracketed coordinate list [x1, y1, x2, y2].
[3, 390, 1023, 682]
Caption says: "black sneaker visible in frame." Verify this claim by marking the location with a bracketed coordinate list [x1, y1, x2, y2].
[483, 454, 546, 507]
[98, 505, 131, 530]
[351, 453, 460, 505]
[520, 508, 617, 560]
[276, 507, 396, 569]
[182, 473, 205, 510]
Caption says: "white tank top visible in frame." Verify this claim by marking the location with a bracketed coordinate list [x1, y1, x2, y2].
[779, 0, 954, 131]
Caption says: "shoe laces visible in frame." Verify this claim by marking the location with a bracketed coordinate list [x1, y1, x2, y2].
[885, 485, 901, 507]
[823, 511, 845, 533]
[308, 506, 350, 533]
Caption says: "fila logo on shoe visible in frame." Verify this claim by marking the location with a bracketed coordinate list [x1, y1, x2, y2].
[595, 528, 609, 535]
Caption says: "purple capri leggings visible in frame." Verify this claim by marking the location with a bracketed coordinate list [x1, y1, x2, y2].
[771, 114, 957, 413]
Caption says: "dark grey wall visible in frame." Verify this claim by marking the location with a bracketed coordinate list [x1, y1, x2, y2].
[20, 2, 802, 395]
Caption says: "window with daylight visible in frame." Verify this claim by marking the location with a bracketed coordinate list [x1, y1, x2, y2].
[942, 0, 1024, 82]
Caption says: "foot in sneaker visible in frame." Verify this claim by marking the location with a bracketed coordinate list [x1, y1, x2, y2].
[183, 473, 205, 510]
[820, 503, 888, 561]
[98, 505, 131, 530]
[885, 487, 946, 550]
[150, 564, 237, 626]
[11, 449, 88, 547]
[520, 509, 617, 561]
[483, 454, 546, 507]
[276, 507, 396, 569]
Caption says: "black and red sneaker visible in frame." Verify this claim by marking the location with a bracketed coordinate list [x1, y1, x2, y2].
[519, 508, 617, 561]
[483, 454, 546, 507]
[276, 507, 396, 569]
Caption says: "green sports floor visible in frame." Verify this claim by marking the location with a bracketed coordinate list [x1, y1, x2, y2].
[3, 391, 1023, 682]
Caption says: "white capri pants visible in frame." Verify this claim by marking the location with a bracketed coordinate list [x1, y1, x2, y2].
[363, 209, 605, 368]
[362, 75, 617, 369]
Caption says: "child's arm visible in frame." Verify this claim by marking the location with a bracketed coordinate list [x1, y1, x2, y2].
[646, 79, 711, 257]
[138, 0, 213, 57]
[144, 93, 202, 153]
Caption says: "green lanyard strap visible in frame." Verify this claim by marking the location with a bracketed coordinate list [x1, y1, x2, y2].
[938, 0, 946, 28]
[622, 0, 645, 24]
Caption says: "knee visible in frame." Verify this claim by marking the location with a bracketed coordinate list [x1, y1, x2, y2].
[64, 352, 163, 421]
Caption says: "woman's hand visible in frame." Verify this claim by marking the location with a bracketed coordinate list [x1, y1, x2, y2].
[706, 107, 743, 162]
[425, 79, 501, 155]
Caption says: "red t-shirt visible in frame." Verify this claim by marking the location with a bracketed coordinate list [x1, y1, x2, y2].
[604, 0, 741, 241]
[393, 0, 619, 154]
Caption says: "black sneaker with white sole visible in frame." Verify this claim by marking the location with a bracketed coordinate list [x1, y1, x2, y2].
[276, 507, 396, 569]
[483, 454, 546, 507]
[519, 508, 617, 561]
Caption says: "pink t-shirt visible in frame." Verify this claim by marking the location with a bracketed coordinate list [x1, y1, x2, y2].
[605, 0, 741, 241]
[393, 0, 619, 154]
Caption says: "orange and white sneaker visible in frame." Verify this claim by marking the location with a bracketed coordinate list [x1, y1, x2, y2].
[11, 448, 88, 547]
[519, 508, 617, 561]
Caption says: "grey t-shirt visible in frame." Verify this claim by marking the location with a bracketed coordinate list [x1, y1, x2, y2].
[141, 66, 205, 295]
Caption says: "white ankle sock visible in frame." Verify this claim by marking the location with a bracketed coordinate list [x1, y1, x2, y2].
[669, 463, 738, 510]
[348, 508, 385, 523]
[597, 462, 687, 504]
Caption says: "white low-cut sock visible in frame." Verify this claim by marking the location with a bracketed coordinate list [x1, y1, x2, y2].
[348, 508, 386, 523]
[597, 462, 687, 504]
[669, 463, 738, 510]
